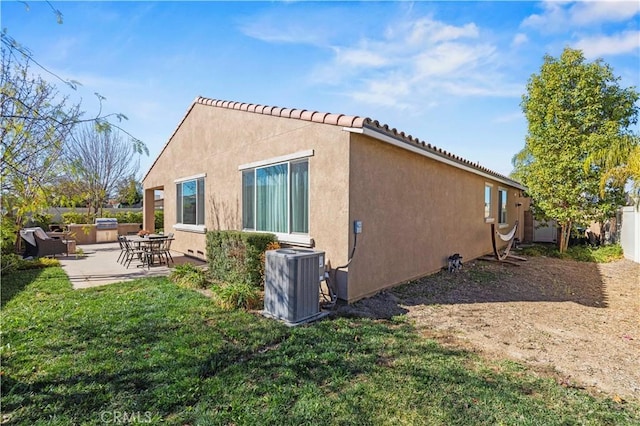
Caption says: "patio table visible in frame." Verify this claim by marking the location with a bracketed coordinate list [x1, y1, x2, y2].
[125, 236, 174, 266]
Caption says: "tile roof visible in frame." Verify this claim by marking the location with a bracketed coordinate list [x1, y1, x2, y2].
[195, 96, 369, 127]
[145, 95, 523, 188]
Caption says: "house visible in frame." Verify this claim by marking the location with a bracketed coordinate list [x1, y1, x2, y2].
[142, 96, 527, 302]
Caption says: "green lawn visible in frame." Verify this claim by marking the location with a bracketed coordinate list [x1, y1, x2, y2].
[2, 268, 638, 425]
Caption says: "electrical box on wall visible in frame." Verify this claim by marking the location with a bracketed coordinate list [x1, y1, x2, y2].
[354, 220, 362, 234]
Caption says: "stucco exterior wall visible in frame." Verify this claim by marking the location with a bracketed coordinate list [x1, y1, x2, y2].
[143, 103, 351, 266]
[345, 133, 525, 301]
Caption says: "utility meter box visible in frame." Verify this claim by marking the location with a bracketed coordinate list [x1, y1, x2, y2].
[264, 248, 325, 326]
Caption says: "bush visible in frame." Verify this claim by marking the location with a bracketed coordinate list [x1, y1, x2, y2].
[566, 244, 624, 263]
[169, 263, 209, 289]
[103, 210, 143, 224]
[155, 210, 164, 231]
[519, 243, 624, 263]
[62, 211, 94, 225]
[1, 253, 60, 275]
[1, 217, 18, 255]
[206, 231, 277, 286]
[211, 281, 262, 310]
[26, 212, 53, 230]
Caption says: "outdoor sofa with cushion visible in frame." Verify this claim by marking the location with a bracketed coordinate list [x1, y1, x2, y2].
[19, 227, 68, 258]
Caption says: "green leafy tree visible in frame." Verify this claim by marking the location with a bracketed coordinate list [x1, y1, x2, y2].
[1, 48, 79, 237]
[0, 2, 148, 247]
[585, 138, 640, 206]
[1, 4, 147, 252]
[115, 176, 143, 207]
[514, 48, 639, 251]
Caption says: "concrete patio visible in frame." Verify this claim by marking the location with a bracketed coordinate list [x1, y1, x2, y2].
[58, 242, 206, 289]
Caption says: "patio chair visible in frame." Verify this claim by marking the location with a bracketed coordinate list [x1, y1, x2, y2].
[20, 227, 68, 258]
[160, 237, 174, 265]
[116, 235, 128, 264]
[146, 237, 173, 266]
[122, 238, 150, 269]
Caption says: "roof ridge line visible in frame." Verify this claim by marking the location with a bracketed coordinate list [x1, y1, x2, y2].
[195, 95, 370, 128]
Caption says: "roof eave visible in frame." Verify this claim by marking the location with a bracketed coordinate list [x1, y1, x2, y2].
[344, 126, 526, 191]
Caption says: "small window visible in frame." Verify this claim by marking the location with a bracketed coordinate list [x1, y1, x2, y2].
[498, 188, 508, 224]
[484, 185, 492, 219]
[177, 177, 205, 226]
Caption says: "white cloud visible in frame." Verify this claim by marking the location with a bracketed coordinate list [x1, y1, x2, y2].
[334, 47, 390, 68]
[511, 33, 529, 47]
[522, 0, 640, 31]
[401, 17, 479, 45]
[309, 16, 515, 110]
[570, 1, 640, 26]
[413, 42, 495, 78]
[521, 1, 570, 32]
[349, 77, 413, 109]
[574, 30, 640, 58]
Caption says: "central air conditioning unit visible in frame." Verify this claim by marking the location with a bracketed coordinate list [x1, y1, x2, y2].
[264, 248, 328, 326]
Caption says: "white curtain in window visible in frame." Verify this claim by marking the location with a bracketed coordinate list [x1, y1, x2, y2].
[291, 161, 309, 233]
[257, 164, 288, 232]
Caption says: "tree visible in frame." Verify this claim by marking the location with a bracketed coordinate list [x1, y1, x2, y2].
[1, 4, 147, 251]
[115, 176, 143, 207]
[62, 124, 141, 216]
[514, 47, 639, 252]
[1, 47, 81, 235]
[585, 136, 640, 205]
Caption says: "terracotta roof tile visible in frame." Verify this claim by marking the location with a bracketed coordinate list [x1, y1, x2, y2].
[290, 109, 304, 119]
[180, 96, 522, 187]
[324, 114, 343, 125]
[300, 110, 315, 121]
[311, 112, 329, 123]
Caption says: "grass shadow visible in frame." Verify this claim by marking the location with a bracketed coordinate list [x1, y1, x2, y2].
[1, 268, 48, 308]
[3, 271, 639, 424]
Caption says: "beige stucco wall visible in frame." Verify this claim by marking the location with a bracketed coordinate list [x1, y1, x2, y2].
[345, 133, 526, 302]
[143, 101, 527, 303]
[143, 103, 351, 267]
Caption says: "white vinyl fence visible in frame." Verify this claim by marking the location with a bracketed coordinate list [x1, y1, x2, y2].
[620, 206, 640, 263]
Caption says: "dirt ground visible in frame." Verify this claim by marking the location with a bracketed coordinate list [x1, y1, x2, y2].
[336, 255, 640, 401]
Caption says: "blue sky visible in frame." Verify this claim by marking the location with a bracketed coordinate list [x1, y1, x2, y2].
[3, 1, 639, 177]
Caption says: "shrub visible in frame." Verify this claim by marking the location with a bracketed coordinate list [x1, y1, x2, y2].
[1, 217, 18, 255]
[211, 281, 262, 310]
[169, 263, 209, 289]
[519, 243, 624, 263]
[27, 212, 53, 230]
[258, 241, 281, 286]
[103, 210, 143, 224]
[155, 210, 164, 231]
[62, 211, 94, 225]
[1, 253, 60, 275]
[206, 231, 277, 285]
[566, 244, 624, 263]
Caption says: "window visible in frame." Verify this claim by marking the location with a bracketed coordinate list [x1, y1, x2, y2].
[176, 176, 205, 226]
[484, 184, 492, 219]
[242, 159, 309, 235]
[498, 188, 508, 224]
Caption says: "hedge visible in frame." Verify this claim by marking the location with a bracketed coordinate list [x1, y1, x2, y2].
[206, 230, 277, 286]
